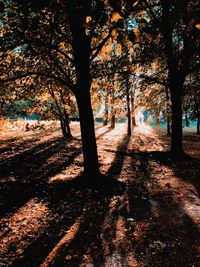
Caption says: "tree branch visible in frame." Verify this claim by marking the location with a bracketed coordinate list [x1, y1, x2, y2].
[48, 53, 74, 89]
[90, 25, 116, 62]
[0, 72, 68, 87]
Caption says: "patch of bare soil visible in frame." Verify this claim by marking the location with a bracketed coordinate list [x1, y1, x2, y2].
[0, 122, 200, 267]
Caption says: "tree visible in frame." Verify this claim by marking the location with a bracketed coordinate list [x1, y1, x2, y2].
[1, 0, 128, 178]
[184, 72, 200, 134]
[138, 0, 200, 156]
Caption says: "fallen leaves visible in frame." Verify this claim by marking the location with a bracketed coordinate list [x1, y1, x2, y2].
[0, 122, 200, 266]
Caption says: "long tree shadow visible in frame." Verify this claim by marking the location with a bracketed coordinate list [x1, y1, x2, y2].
[0, 136, 82, 217]
[0, 135, 41, 157]
[44, 134, 130, 267]
[2, 130, 199, 267]
[96, 127, 114, 140]
[132, 150, 200, 194]
[2, 134, 130, 267]
[126, 147, 200, 266]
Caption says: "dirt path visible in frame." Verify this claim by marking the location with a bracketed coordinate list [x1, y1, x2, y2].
[0, 123, 200, 266]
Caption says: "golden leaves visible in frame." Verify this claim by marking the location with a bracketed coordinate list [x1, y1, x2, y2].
[133, 28, 140, 43]
[59, 42, 65, 50]
[195, 23, 200, 29]
[101, 43, 112, 54]
[86, 16, 92, 24]
[111, 12, 122, 22]
[133, 0, 140, 7]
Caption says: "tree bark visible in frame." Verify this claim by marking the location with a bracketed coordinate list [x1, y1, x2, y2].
[59, 89, 72, 136]
[103, 93, 108, 126]
[194, 95, 200, 135]
[111, 113, 115, 129]
[167, 115, 171, 136]
[165, 87, 171, 135]
[68, 2, 100, 177]
[62, 108, 72, 137]
[197, 111, 200, 135]
[170, 84, 184, 156]
[155, 112, 160, 128]
[59, 114, 68, 138]
[48, 87, 71, 138]
[131, 92, 136, 127]
[126, 81, 131, 135]
[185, 110, 189, 127]
[75, 90, 99, 177]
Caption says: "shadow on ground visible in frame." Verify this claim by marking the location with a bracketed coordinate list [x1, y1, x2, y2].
[0, 130, 200, 267]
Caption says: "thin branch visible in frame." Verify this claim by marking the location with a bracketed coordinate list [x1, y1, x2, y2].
[31, 39, 74, 64]
[90, 25, 116, 62]
[142, 0, 160, 25]
[0, 72, 68, 87]
[48, 53, 74, 89]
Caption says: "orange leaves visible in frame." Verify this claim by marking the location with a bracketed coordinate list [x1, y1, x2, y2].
[92, 80, 99, 89]
[59, 42, 65, 49]
[133, 0, 140, 7]
[111, 12, 122, 22]
[116, 44, 122, 54]
[101, 43, 113, 54]
[195, 23, 200, 29]
[86, 16, 92, 24]
[133, 28, 140, 43]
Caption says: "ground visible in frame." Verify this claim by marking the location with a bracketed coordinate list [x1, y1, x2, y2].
[0, 121, 200, 267]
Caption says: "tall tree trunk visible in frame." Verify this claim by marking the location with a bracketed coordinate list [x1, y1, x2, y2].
[110, 86, 115, 128]
[111, 113, 115, 129]
[69, 2, 100, 177]
[194, 96, 200, 135]
[155, 112, 160, 128]
[62, 108, 72, 137]
[170, 85, 184, 156]
[197, 111, 200, 135]
[48, 87, 71, 138]
[126, 80, 131, 135]
[131, 92, 136, 127]
[167, 115, 171, 136]
[165, 87, 171, 135]
[59, 89, 72, 136]
[103, 93, 108, 126]
[59, 114, 68, 138]
[185, 110, 189, 127]
[75, 90, 99, 177]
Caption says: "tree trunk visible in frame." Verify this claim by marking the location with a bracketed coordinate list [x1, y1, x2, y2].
[165, 87, 171, 135]
[194, 96, 200, 135]
[197, 112, 200, 135]
[68, 3, 100, 177]
[110, 85, 115, 129]
[59, 114, 68, 138]
[155, 112, 160, 128]
[126, 82, 131, 135]
[167, 115, 171, 136]
[185, 110, 189, 127]
[103, 93, 108, 126]
[131, 92, 136, 127]
[62, 108, 72, 137]
[48, 87, 71, 138]
[170, 86, 184, 156]
[75, 90, 99, 177]
[111, 113, 115, 128]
